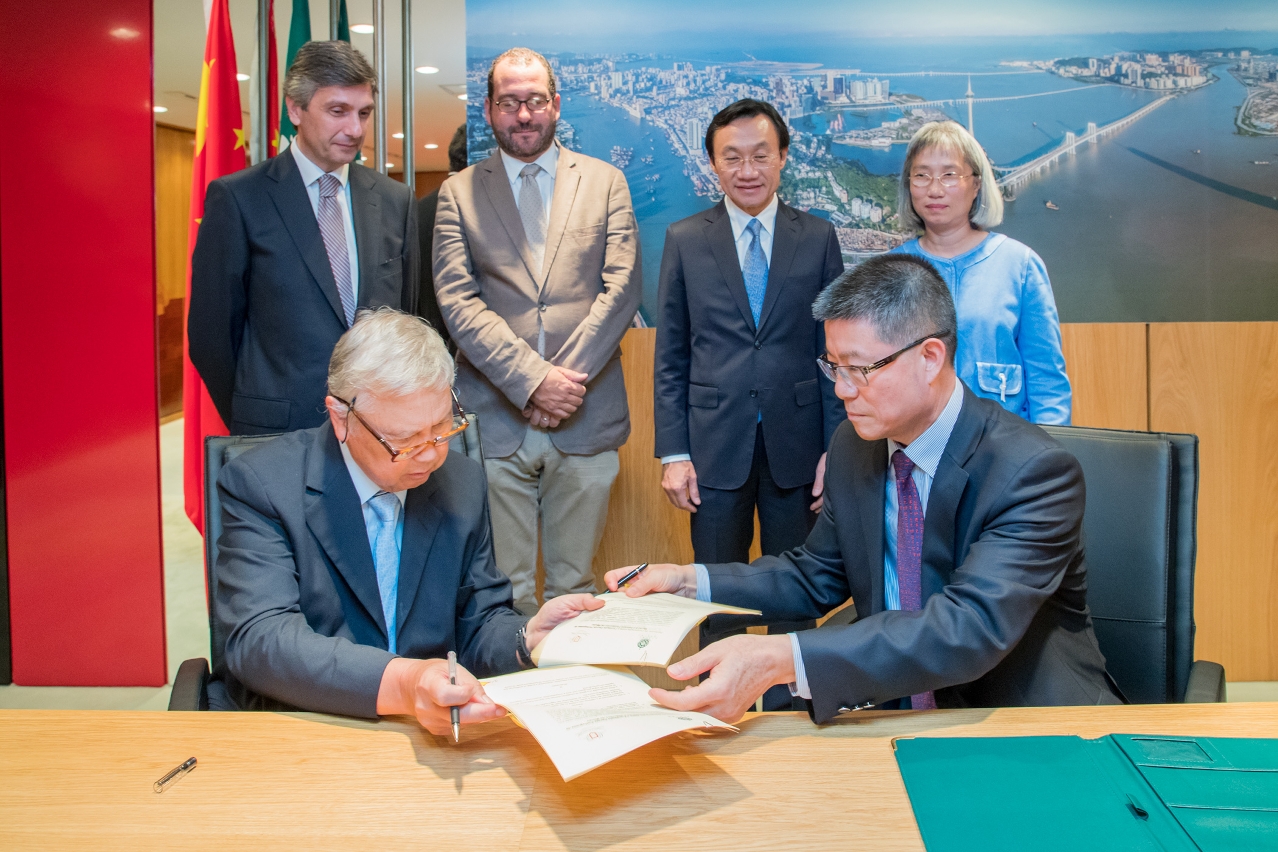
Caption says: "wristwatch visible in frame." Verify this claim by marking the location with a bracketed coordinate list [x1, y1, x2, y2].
[515, 623, 534, 668]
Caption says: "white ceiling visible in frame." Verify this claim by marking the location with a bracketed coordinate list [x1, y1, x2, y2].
[153, 0, 468, 172]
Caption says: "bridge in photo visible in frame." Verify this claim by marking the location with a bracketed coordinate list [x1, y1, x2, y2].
[995, 96, 1172, 193]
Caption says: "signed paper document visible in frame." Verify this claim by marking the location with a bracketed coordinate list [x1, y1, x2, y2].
[481, 665, 737, 781]
[532, 592, 761, 668]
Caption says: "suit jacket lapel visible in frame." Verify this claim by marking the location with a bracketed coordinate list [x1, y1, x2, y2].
[477, 153, 541, 292]
[395, 477, 444, 634]
[757, 203, 799, 332]
[349, 163, 380, 309]
[539, 143, 580, 293]
[922, 385, 981, 599]
[853, 439, 889, 613]
[265, 152, 347, 327]
[303, 423, 388, 642]
[704, 203, 757, 333]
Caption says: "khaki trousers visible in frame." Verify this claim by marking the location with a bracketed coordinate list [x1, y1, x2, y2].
[484, 426, 619, 615]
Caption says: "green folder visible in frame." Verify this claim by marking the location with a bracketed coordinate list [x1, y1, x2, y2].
[893, 734, 1278, 851]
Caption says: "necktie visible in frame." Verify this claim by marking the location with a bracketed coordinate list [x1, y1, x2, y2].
[368, 491, 401, 654]
[519, 163, 547, 274]
[892, 450, 937, 711]
[317, 174, 356, 326]
[742, 218, 768, 326]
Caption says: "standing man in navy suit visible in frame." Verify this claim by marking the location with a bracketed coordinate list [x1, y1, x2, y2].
[190, 40, 418, 435]
[655, 99, 844, 568]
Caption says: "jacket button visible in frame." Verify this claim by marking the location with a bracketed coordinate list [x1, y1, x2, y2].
[538, 303, 547, 312]
[749, 389, 758, 398]
[754, 341, 762, 350]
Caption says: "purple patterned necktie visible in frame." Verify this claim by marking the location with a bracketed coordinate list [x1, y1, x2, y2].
[892, 449, 937, 711]
[318, 173, 356, 326]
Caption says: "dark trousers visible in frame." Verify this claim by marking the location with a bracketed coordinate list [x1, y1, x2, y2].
[691, 423, 817, 711]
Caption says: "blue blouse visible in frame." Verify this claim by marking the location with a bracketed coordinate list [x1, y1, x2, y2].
[893, 233, 1071, 425]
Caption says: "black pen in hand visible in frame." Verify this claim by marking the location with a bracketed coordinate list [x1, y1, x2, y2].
[616, 562, 649, 588]
[447, 650, 460, 743]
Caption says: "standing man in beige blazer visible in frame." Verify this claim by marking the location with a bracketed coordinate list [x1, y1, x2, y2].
[433, 47, 642, 615]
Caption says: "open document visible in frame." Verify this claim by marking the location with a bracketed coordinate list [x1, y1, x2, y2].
[531, 592, 761, 668]
[481, 665, 737, 781]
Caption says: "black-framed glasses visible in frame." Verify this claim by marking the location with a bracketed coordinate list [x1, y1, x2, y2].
[493, 95, 552, 114]
[332, 389, 469, 462]
[909, 171, 976, 188]
[816, 332, 952, 388]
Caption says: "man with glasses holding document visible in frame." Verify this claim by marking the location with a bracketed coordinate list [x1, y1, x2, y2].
[210, 309, 601, 732]
[608, 256, 1121, 723]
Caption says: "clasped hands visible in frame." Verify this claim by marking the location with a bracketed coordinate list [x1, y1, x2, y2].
[376, 593, 604, 736]
[522, 365, 588, 429]
[603, 564, 796, 724]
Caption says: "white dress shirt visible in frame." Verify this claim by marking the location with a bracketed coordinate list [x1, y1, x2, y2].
[500, 144, 559, 217]
[695, 378, 966, 701]
[660, 192, 780, 465]
[291, 142, 360, 303]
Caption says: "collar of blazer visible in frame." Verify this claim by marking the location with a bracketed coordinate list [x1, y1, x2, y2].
[303, 422, 445, 647]
[264, 152, 381, 329]
[477, 140, 583, 294]
[702, 198, 802, 334]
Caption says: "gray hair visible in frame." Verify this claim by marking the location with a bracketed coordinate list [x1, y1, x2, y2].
[897, 121, 1003, 233]
[487, 47, 557, 100]
[812, 255, 957, 365]
[283, 40, 377, 110]
[328, 308, 454, 400]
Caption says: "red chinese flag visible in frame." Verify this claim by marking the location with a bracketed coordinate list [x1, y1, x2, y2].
[183, 0, 247, 532]
[266, 0, 280, 157]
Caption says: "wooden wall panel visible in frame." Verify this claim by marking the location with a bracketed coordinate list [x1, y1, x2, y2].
[1060, 322, 1148, 431]
[1150, 323, 1278, 682]
[155, 124, 194, 312]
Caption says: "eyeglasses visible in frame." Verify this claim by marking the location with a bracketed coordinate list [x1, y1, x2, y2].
[816, 332, 952, 387]
[909, 171, 976, 188]
[716, 153, 781, 171]
[493, 95, 552, 114]
[332, 390, 470, 462]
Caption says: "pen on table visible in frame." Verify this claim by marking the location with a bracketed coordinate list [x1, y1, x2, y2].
[153, 756, 197, 793]
[447, 650, 460, 743]
[616, 562, 649, 588]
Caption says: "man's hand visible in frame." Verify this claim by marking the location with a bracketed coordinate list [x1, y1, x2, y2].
[376, 657, 506, 736]
[809, 452, 827, 513]
[661, 460, 701, 512]
[603, 563, 698, 598]
[528, 366, 588, 422]
[649, 634, 795, 724]
[522, 404, 562, 429]
[524, 593, 605, 652]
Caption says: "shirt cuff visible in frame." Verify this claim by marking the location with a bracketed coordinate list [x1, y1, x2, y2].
[694, 564, 711, 603]
[661, 454, 692, 465]
[788, 633, 812, 699]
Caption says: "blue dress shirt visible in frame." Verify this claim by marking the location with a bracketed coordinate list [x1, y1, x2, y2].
[339, 441, 406, 638]
[290, 142, 360, 303]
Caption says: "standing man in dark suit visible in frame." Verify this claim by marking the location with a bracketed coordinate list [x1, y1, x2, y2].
[189, 40, 418, 436]
[416, 124, 467, 351]
[611, 255, 1120, 723]
[655, 99, 844, 566]
[212, 309, 601, 728]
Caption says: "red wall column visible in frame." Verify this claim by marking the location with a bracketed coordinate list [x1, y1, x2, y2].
[0, 0, 166, 685]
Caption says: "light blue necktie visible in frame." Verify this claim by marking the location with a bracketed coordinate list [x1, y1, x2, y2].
[368, 491, 401, 654]
[743, 218, 768, 326]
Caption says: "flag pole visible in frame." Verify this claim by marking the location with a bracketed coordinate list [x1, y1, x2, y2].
[373, 0, 387, 174]
[329, 0, 339, 40]
[401, 0, 414, 189]
[256, 0, 270, 161]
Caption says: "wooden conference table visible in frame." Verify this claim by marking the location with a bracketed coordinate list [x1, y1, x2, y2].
[1, 702, 1275, 850]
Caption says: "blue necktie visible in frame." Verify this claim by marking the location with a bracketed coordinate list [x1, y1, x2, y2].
[368, 491, 401, 654]
[892, 451, 936, 711]
[742, 218, 768, 326]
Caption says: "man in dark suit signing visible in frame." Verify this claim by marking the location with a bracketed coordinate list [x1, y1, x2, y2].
[189, 40, 418, 435]
[211, 309, 600, 730]
[609, 255, 1121, 723]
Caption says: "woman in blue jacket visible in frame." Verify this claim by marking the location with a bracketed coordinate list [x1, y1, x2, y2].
[892, 121, 1071, 424]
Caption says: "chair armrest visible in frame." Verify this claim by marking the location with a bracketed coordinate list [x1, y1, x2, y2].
[168, 658, 211, 711]
[1182, 659, 1226, 703]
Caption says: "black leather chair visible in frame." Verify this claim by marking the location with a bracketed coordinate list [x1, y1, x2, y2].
[1041, 425, 1225, 703]
[167, 415, 484, 711]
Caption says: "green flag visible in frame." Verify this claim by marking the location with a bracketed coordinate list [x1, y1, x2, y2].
[278, 0, 310, 150]
[337, 0, 350, 42]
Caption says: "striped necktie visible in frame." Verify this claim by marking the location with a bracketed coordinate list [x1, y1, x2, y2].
[318, 173, 356, 326]
[893, 450, 937, 711]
